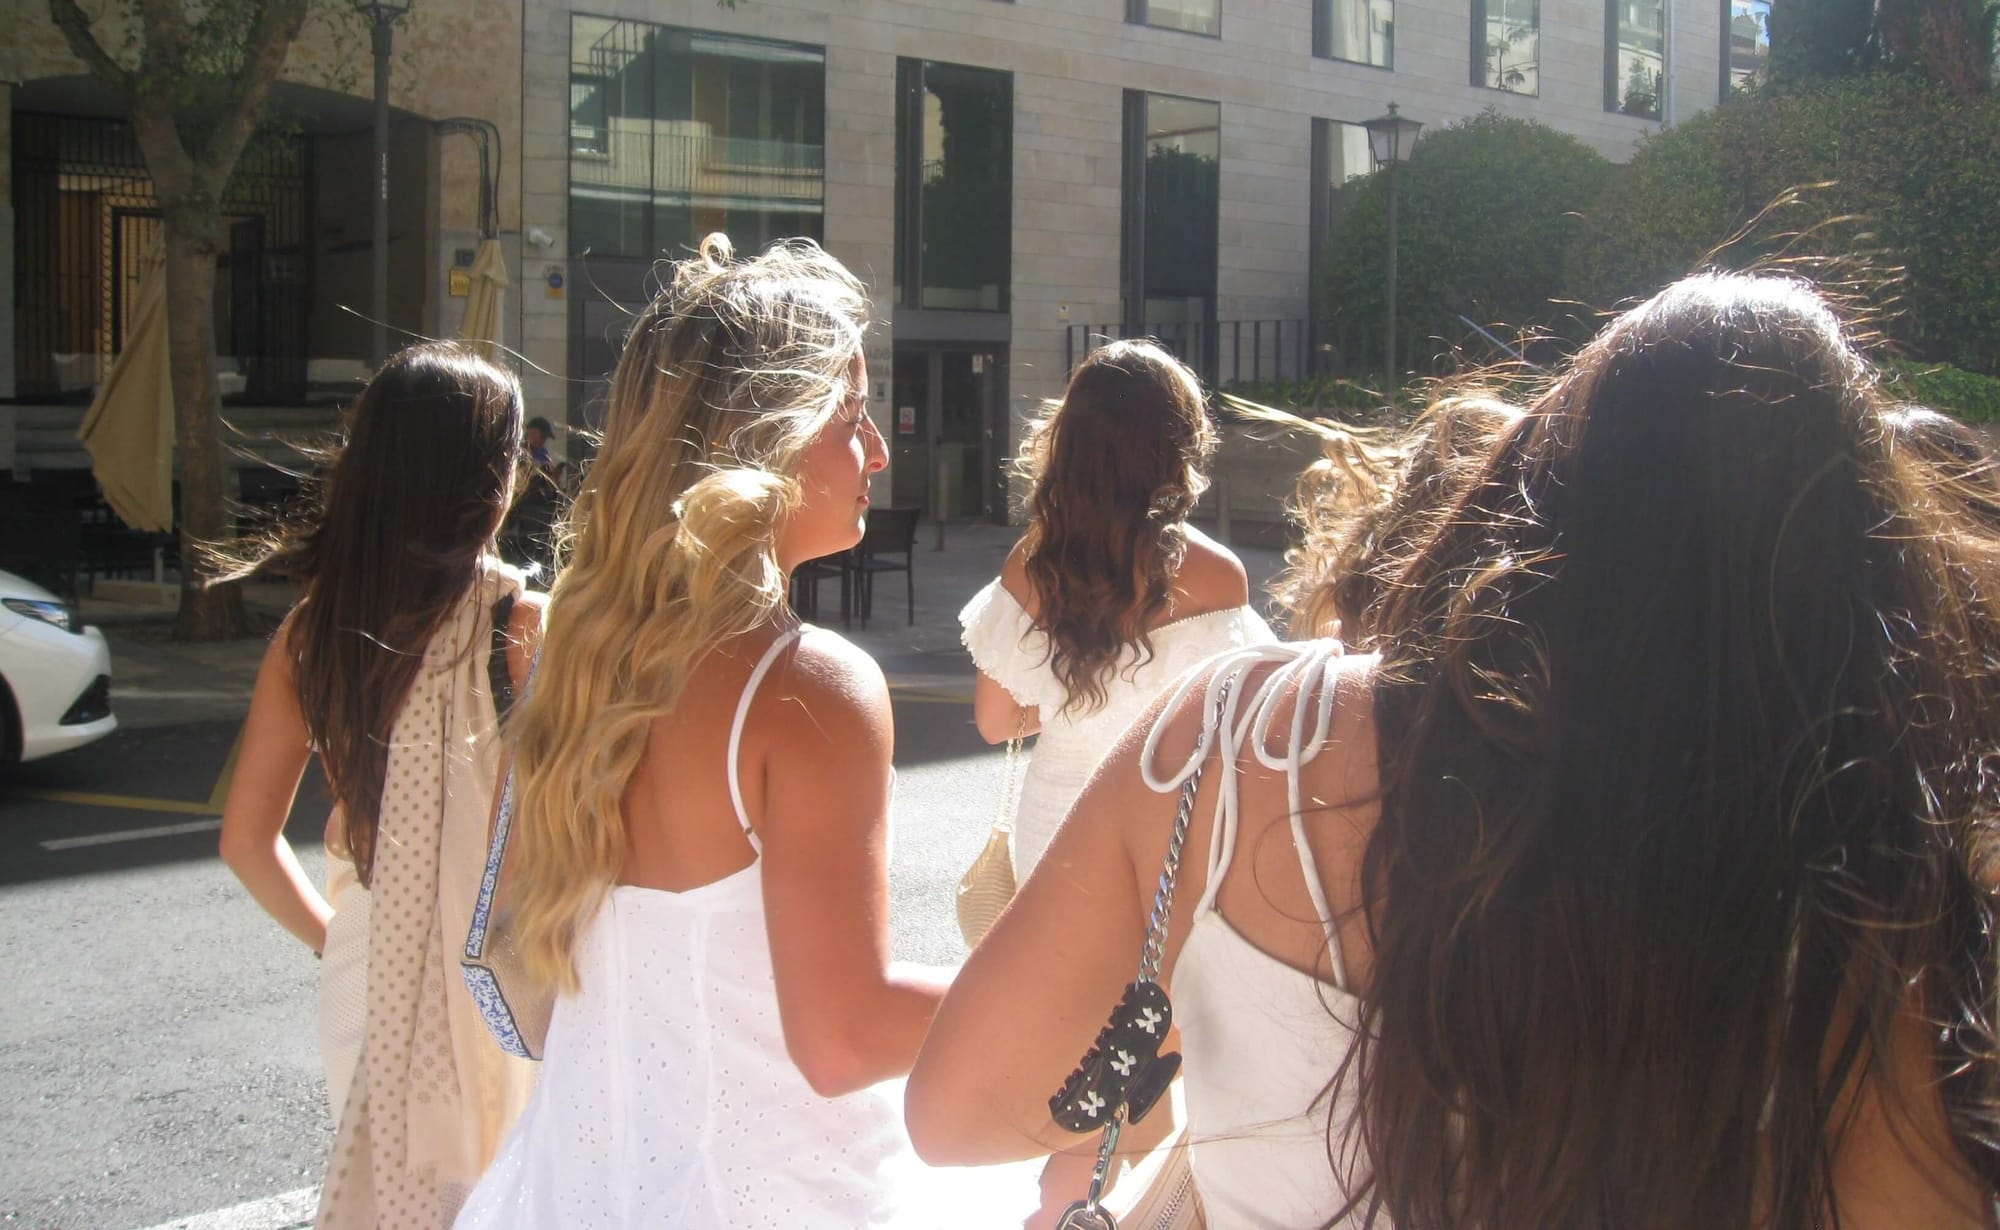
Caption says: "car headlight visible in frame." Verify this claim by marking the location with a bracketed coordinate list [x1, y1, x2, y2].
[2, 597, 81, 634]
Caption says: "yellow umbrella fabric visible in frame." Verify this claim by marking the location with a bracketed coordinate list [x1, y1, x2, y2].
[459, 238, 509, 362]
[77, 240, 174, 532]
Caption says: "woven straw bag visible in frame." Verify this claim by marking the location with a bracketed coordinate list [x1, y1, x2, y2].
[956, 729, 1025, 947]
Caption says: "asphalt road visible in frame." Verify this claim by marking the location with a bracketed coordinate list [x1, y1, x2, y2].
[0, 667, 1005, 1230]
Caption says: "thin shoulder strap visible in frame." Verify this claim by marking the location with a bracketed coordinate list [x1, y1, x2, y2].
[1144, 641, 1353, 990]
[727, 626, 805, 849]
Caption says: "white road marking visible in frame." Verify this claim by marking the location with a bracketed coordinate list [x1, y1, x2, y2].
[41, 818, 223, 850]
[133, 1186, 317, 1230]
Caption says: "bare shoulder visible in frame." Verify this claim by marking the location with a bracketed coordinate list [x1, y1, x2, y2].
[998, 535, 1037, 614]
[1169, 524, 1250, 618]
[765, 626, 892, 745]
[504, 590, 550, 690]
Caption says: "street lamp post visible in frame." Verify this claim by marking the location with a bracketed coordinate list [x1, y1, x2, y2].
[1362, 103, 1423, 402]
[358, 0, 411, 368]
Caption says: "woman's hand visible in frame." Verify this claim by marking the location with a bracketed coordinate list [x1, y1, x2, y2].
[218, 625, 333, 954]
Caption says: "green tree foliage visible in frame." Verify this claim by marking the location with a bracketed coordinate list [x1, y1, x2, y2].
[1578, 74, 2000, 375]
[48, 0, 316, 640]
[1767, 0, 1879, 85]
[1319, 110, 1612, 374]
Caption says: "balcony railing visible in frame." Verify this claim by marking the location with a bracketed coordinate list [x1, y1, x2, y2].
[1064, 319, 1307, 389]
[570, 127, 825, 204]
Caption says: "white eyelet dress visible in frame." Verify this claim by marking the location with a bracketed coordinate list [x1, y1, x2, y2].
[452, 628, 910, 1228]
[959, 581, 1276, 877]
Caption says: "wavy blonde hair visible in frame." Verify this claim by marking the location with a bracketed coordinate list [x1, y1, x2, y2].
[506, 235, 867, 992]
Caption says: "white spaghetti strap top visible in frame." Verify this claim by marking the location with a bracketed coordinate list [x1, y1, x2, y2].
[725, 625, 803, 853]
[1142, 640, 1353, 986]
[1141, 640, 1375, 1227]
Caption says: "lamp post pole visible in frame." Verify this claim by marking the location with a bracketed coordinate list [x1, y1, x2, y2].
[1384, 155, 1399, 402]
[361, 1, 410, 368]
[1362, 102, 1421, 407]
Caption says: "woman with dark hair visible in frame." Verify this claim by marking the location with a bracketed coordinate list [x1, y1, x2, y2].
[218, 342, 540, 1228]
[911, 273, 2000, 1229]
[957, 339, 1272, 1220]
[961, 339, 1274, 879]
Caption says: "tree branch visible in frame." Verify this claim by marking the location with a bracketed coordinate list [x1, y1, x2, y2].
[200, 0, 311, 177]
[134, 0, 191, 78]
[46, 0, 133, 100]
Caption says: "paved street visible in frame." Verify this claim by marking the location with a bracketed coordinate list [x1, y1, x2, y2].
[0, 523, 1283, 1230]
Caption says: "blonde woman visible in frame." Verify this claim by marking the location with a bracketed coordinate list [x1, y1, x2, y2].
[454, 237, 983, 1228]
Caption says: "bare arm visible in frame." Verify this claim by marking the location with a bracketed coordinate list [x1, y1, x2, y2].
[972, 542, 1044, 742]
[218, 629, 330, 953]
[973, 669, 1039, 743]
[760, 632, 954, 1098]
[907, 682, 1207, 1164]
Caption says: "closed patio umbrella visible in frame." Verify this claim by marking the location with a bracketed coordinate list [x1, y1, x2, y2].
[76, 240, 174, 532]
[458, 237, 509, 362]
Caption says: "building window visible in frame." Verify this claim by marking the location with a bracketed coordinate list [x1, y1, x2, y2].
[1309, 118, 1374, 373]
[1473, 0, 1540, 94]
[895, 60, 1012, 312]
[1127, 0, 1221, 38]
[1122, 91, 1220, 376]
[567, 16, 826, 260]
[1722, 0, 1771, 97]
[1315, 0, 1394, 68]
[1605, 0, 1666, 118]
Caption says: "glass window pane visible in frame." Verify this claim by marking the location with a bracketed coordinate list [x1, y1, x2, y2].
[1141, 94, 1218, 330]
[1480, 0, 1540, 94]
[1143, 0, 1220, 36]
[913, 63, 1012, 312]
[1609, 0, 1665, 118]
[569, 16, 824, 260]
[569, 16, 657, 257]
[1317, 0, 1394, 68]
[1726, 0, 1771, 95]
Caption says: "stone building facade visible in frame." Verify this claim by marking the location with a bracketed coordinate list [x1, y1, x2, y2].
[4, 0, 1760, 517]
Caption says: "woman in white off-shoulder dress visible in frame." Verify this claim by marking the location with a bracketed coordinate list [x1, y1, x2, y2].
[958, 339, 1272, 1224]
[962, 339, 1273, 880]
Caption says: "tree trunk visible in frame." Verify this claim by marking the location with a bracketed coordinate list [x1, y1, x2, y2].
[161, 202, 255, 641]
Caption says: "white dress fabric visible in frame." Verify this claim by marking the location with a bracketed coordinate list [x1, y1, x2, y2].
[453, 627, 1036, 1229]
[959, 579, 1276, 877]
[1143, 640, 1374, 1228]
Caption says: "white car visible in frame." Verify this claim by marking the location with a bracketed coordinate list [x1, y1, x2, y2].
[0, 569, 116, 763]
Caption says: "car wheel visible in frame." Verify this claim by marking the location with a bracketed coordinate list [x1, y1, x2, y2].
[0, 674, 20, 767]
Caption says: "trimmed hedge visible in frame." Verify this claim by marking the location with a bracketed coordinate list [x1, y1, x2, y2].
[1578, 73, 2000, 377]
[1319, 111, 1612, 374]
[1319, 75, 2000, 391]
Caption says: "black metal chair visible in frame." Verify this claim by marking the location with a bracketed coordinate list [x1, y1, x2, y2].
[789, 550, 855, 628]
[854, 506, 921, 628]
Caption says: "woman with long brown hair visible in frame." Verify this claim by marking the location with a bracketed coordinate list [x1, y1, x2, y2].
[910, 273, 2000, 1229]
[218, 342, 540, 1228]
[961, 339, 1274, 879]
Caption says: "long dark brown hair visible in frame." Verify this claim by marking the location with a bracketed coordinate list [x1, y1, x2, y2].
[219, 343, 522, 884]
[1017, 340, 1217, 715]
[1345, 274, 2000, 1228]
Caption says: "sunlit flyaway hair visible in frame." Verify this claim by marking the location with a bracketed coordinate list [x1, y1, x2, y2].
[1016, 339, 1217, 715]
[1332, 273, 2000, 1229]
[506, 235, 867, 992]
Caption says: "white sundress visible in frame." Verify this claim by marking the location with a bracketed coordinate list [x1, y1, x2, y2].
[959, 579, 1276, 877]
[453, 627, 1037, 1229]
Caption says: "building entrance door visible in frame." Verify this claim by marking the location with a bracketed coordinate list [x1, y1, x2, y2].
[889, 345, 1007, 523]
